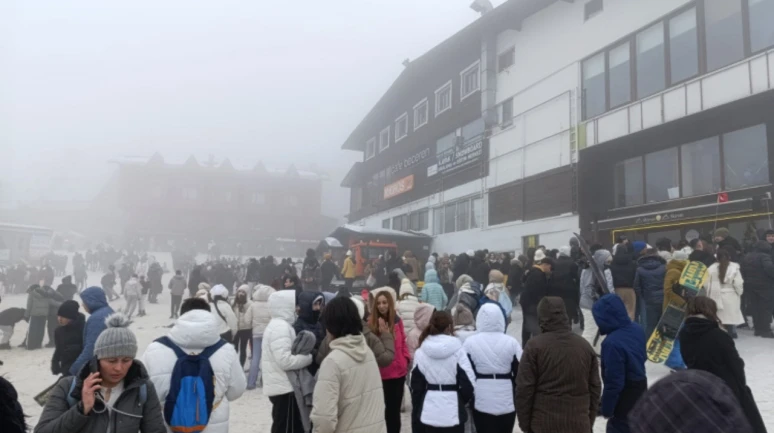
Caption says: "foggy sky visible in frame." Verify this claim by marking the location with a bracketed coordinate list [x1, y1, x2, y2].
[0, 0, 502, 217]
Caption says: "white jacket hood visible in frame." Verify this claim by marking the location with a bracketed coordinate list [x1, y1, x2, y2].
[169, 310, 222, 349]
[269, 290, 296, 325]
[329, 334, 369, 363]
[476, 303, 505, 333]
[252, 284, 275, 302]
[421, 334, 463, 360]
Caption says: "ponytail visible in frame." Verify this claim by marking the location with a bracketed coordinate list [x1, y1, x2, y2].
[418, 311, 453, 346]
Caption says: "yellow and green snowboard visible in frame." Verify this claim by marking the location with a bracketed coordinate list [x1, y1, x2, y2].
[646, 261, 708, 363]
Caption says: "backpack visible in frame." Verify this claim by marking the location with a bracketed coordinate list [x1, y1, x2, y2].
[155, 336, 227, 432]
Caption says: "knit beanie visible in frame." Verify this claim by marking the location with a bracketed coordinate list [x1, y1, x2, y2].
[488, 270, 504, 284]
[714, 227, 730, 239]
[558, 246, 572, 257]
[57, 300, 80, 321]
[93, 313, 137, 360]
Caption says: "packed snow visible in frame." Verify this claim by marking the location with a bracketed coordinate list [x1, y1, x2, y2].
[1, 252, 772, 432]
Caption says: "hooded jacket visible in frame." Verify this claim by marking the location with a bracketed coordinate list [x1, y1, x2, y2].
[294, 291, 325, 352]
[740, 241, 774, 301]
[211, 285, 238, 337]
[167, 274, 187, 297]
[397, 279, 420, 333]
[419, 270, 447, 311]
[407, 304, 435, 358]
[26, 285, 59, 318]
[453, 254, 471, 283]
[56, 276, 78, 301]
[592, 294, 647, 419]
[35, 360, 165, 433]
[704, 262, 745, 326]
[311, 334, 387, 433]
[69, 287, 114, 376]
[634, 255, 667, 304]
[232, 286, 254, 331]
[679, 316, 766, 433]
[51, 313, 85, 376]
[580, 249, 614, 309]
[141, 310, 246, 433]
[123, 277, 142, 298]
[463, 304, 523, 416]
[515, 297, 601, 433]
[410, 334, 476, 428]
[609, 250, 637, 288]
[262, 290, 313, 396]
[250, 284, 275, 337]
[403, 255, 421, 281]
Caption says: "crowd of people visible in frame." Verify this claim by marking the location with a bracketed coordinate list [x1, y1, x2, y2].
[0, 230, 770, 433]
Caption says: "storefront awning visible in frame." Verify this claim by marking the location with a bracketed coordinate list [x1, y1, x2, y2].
[596, 198, 755, 231]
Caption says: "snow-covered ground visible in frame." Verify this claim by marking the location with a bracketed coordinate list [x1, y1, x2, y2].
[1, 253, 772, 432]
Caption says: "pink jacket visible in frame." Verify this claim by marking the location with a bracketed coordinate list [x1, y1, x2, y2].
[379, 318, 410, 380]
[406, 303, 435, 359]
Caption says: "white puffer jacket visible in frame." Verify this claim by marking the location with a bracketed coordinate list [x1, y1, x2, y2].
[233, 286, 254, 331]
[212, 298, 238, 337]
[411, 334, 476, 428]
[463, 303, 523, 416]
[251, 285, 275, 337]
[261, 290, 313, 397]
[398, 280, 420, 333]
[141, 310, 246, 433]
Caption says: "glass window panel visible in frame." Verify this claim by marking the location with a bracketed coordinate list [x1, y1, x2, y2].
[609, 42, 631, 108]
[614, 157, 644, 207]
[444, 203, 457, 233]
[705, 0, 744, 72]
[420, 210, 429, 230]
[457, 200, 470, 231]
[723, 124, 770, 189]
[437, 132, 456, 155]
[433, 208, 444, 235]
[382, 219, 390, 229]
[750, 0, 774, 52]
[471, 198, 483, 229]
[582, 53, 606, 119]
[645, 148, 679, 203]
[669, 8, 699, 83]
[462, 118, 485, 142]
[501, 98, 514, 126]
[636, 22, 666, 98]
[681, 137, 721, 197]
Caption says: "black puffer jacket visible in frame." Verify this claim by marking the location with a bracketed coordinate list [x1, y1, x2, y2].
[740, 241, 774, 301]
[609, 250, 636, 289]
[51, 313, 85, 375]
[56, 277, 78, 301]
[521, 266, 549, 315]
[680, 316, 766, 433]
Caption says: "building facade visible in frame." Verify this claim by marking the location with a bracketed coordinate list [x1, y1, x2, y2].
[342, 0, 774, 253]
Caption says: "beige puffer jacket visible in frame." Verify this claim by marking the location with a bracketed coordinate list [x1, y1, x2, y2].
[233, 285, 254, 331]
[251, 284, 275, 337]
[311, 334, 387, 433]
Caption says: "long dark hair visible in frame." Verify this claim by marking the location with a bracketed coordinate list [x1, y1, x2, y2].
[716, 248, 731, 283]
[686, 296, 721, 324]
[418, 311, 454, 346]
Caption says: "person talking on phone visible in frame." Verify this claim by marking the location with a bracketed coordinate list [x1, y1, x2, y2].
[34, 312, 165, 433]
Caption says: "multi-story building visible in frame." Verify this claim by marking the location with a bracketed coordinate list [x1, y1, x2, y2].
[343, 0, 774, 253]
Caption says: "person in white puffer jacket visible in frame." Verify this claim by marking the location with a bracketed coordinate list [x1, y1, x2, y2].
[141, 298, 246, 433]
[210, 284, 238, 343]
[262, 290, 313, 432]
[232, 285, 254, 370]
[247, 284, 275, 389]
[397, 279, 420, 334]
[462, 303, 523, 432]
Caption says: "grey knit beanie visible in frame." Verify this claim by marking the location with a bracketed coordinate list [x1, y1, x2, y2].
[93, 313, 138, 359]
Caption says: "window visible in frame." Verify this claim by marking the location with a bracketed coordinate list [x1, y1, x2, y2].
[609, 42, 631, 108]
[413, 99, 429, 130]
[584, 0, 603, 21]
[501, 98, 514, 127]
[395, 114, 409, 142]
[461, 117, 485, 142]
[705, 0, 744, 72]
[433, 207, 444, 235]
[365, 137, 376, 160]
[379, 128, 389, 152]
[614, 157, 644, 207]
[645, 148, 679, 202]
[582, 53, 606, 119]
[456, 200, 470, 231]
[382, 219, 391, 229]
[435, 81, 452, 116]
[436, 132, 456, 156]
[471, 198, 483, 229]
[444, 203, 457, 233]
[182, 187, 198, 201]
[636, 22, 666, 98]
[392, 214, 409, 231]
[681, 137, 721, 197]
[432, 198, 482, 234]
[669, 8, 699, 83]
[723, 124, 770, 189]
[749, 0, 774, 52]
[460, 61, 480, 100]
[498, 48, 515, 72]
[409, 209, 429, 231]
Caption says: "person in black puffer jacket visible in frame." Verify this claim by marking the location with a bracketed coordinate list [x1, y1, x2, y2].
[609, 248, 638, 321]
[294, 291, 325, 374]
[548, 247, 580, 324]
[521, 251, 552, 346]
[469, 251, 491, 287]
[507, 256, 526, 306]
[453, 253, 471, 283]
[740, 241, 774, 338]
[51, 300, 85, 376]
[633, 250, 666, 339]
[680, 297, 766, 433]
[55, 276, 78, 301]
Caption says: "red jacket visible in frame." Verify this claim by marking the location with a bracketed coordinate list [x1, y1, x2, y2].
[379, 318, 410, 380]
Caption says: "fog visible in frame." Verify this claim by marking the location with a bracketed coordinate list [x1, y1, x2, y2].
[0, 0, 501, 217]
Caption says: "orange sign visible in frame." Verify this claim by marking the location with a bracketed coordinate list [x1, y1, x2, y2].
[384, 175, 415, 199]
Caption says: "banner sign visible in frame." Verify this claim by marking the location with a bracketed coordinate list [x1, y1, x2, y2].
[427, 139, 484, 178]
[384, 175, 415, 200]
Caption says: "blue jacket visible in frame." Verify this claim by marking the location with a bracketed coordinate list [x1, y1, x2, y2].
[592, 294, 647, 418]
[69, 287, 114, 375]
[420, 269, 448, 311]
[633, 255, 666, 304]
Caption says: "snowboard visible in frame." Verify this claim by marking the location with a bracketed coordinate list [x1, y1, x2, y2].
[646, 261, 708, 363]
[573, 233, 611, 348]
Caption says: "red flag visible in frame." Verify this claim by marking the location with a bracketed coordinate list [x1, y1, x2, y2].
[717, 192, 729, 203]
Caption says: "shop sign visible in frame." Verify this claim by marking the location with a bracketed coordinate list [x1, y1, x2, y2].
[384, 175, 415, 200]
[634, 212, 687, 225]
[597, 198, 754, 231]
[386, 148, 431, 177]
[427, 139, 484, 178]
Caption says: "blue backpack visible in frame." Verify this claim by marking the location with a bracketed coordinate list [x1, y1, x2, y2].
[155, 336, 227, 432]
